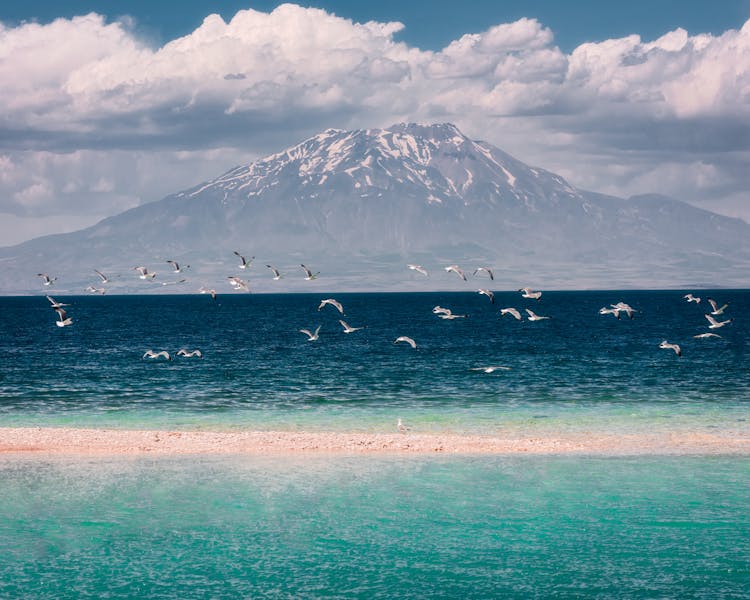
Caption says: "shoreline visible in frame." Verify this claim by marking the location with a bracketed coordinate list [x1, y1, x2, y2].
[1, 427, 748, 457]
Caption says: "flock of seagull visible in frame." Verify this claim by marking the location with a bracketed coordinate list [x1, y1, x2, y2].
[37, 257, 734, 365]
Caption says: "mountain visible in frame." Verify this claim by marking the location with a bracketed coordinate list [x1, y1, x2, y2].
[2, 122, 750, 293]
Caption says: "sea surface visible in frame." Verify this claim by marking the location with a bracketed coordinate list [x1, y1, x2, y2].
[1, 291, 748, 598]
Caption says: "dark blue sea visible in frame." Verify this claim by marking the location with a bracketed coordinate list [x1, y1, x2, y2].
[0, 291, 748, 598]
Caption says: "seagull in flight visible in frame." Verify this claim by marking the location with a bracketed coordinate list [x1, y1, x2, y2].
[199, 287, 217, 300]
[438, 311, 466, 320]
[407, 264, 429, 276]
[659, 340, 682, 357]
[300, 264, 319, 280]
[94, 269, 110, 284]
[143, 350, 171, 360]
[694, 332, 722, 339]
[266, 265, 282, 280]
[684, 293, 701, 304]
[318, 298, 344, 314]
[339, 319, 364, 334]
[525, 309, 549, 321]
[598, 307, 622, 319]
[432, 306, 452, 315]
[707, 298, 729, 316]
[161, 279, 187, 287]
[133, 266, 156, 280]
[54, 308, 73, 327]
[519, 287, 542, 300]
[227, 277, 249, 291]
[166, 260, 189, 273]
[397, 418, 411, 433]
[705, 314, 732, 329]
[611, 302, 636, 319]
[473, 267, 494, 280]
[470, 365, 511, 373]
[500, 307, 522, 320]
[177, 349, 203, 358]
[477, 289, 495, 304]
[299, 325, 321, 341]
[85, 286, 106, 294]
[46, 296, 68, 309]
[37, 273, 57, 286]
[394, 336, 417, 349]
[444, 265, 467, 280]
[233, 251, 253, 269]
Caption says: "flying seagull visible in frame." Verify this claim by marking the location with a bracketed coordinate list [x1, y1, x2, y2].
[199, 287, 217, 300]
[707, 298, 729, 316]
[693, 332, 722, 339]
[683, 293, 701, 304]
[611, 302, 636, 319]
[46, 296, 68, 309]
[318, 298, 344, 314]
[470, 366, 511, 373]
[432, 306, 452, 315]
[94, 269, 110, 284]
[444, 265, 467, 281]
[143, 350, 171, 360]
[299, 325, 322, 341]
[227, 277, 250, 292]
[500, 307, 522, 320]
[659, 340, 682, 357]
[394, 336, 417, 349]
[705, 314, 732, 329]
[598, 307, 622, 319]
[166, 260, 189, 273]
[339, 319, 364, 334]
[477, 289, 495, 304]
[473, 267, 494, 280]
[519, 287, 542, 300]
[85, 286, 106, 294]
[177, 349, 203, 358]
[37, 273, 57, 286]
[161, 279, 187, 287]
[133, 266, 156, 280]
[407, 264, 429, 276]
[301, 264, 319, 280]
[266, 265, 282, 280]
[438, 311, 466, 320]
[233, 251, 253, 269]
[54, 307, 73, 327]
[525, 309, 549, 321]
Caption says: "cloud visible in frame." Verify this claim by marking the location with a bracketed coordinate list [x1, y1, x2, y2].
[0, 4, 748, 243]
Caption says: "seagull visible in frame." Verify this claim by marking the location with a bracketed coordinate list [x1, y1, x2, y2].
[500, 307, 522, 320]
[199, 287, 217, 300]
[525, 309, 549, 321]
[54, 308, 73, 327]
[300, 264, 319, 280]
[85, 286, 107, 294]
[659, 340, 682, 357]
[611, 302, 636, 319]
[299, 325, 321, 341]
[266, 265, 282, 280]
[694, 332, 722, 339]
[705, 314, 732, 329]
[407, 264, 429, 276]
[477, 289, 495, 304]
[519, 287, 542, 300]
[94, 269, 110, 284]
[438, 312, 466, 320]
[394, 336, 417, 349]
[161, 279, 187, 287]
[707, 298, 729, 316]
[444, 265, 467, 281]
[37, 273, 57, 286]
[46, 296, 69, 309]
[432, 306, 452, 315]
[598, 307, 622, 319]
[684, 293, 701, 304]
[470, 366, 511, 373]
[227, 277, 250, 291]
[339, 319, 364, 334]
[166, 260, 189, 273]
[233, 251, 253, 269]
[397, 418, 411, 433]
[177, 349, 203, 358]
[473, 267, 494, 280]
[133, 266, 156, 280]
[143, 350, 171, 360]
[318, 298, 344, 314]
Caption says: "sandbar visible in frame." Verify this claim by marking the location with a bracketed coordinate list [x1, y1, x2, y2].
[0, 427, 748, 456]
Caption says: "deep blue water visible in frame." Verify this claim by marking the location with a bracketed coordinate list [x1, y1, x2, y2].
[0, 291, 748, 432]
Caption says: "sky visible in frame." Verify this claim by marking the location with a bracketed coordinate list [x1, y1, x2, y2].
[1, 1, 749, 245]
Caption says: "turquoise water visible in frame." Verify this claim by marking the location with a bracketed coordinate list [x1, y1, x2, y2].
[1, 456, 747, 598]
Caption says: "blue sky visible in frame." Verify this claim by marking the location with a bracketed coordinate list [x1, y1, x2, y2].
[0, 1, 748, 245]
[2, 0, 748, 51]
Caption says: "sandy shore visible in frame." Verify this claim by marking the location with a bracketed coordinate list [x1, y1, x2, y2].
[0, 427, 748, 456]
